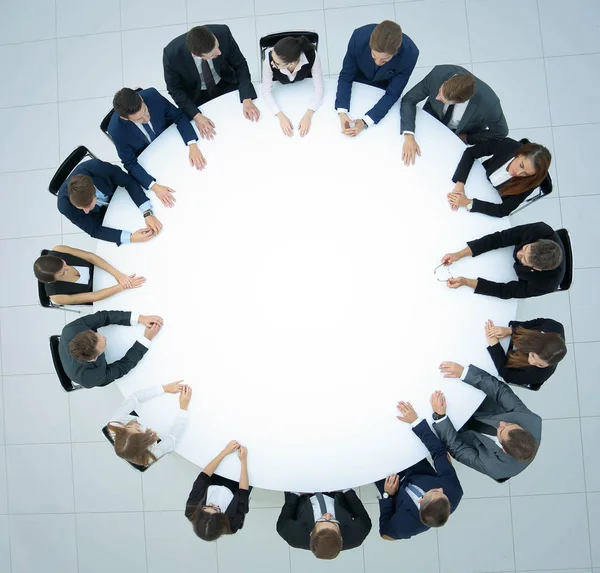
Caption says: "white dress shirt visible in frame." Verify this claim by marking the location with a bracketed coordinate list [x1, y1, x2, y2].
[489, 159, 513, 188]
[73, 266, 90, 285]
[310, 493, 336, 522]
[134, 120, 156, 143]
[444, 100, 469, 130]
[206, 485, 234, 512]
[192, 56, 222, 90]
[261, 48, 324, 115]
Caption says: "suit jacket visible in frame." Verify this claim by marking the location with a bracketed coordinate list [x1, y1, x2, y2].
[379, 420, 463, 540]
[57, 159, 148, 245]
[433, 365, 542, 480]
[335, 24, 419, 124]
[488, 317, 565, 389]
[400, 64, 508, 144]
[276, 490, 371, 550]
[108, 87, 197, 189]
[467, 222, 566, 299]
[163, 25, 257, 119]
[59, 310, 148, 389]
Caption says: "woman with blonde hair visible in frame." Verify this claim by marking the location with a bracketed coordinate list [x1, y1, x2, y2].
[106, 381, 191, 466]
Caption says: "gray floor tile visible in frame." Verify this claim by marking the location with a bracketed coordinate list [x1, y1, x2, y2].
[0, 0, 56, 44]
[325, 0, 393, 10]
[581, 418, 600, 492]
[189, 0, 254, 21]
[56, 0, 120, 37]
[0, 447, 7, 514]
[249, 487, 285, 508]
[291, 544, 365, 573]
[453, 458, 510, 499]
[561, 195, 600, 268]
[121, 0, 186, 30]
[570, 269, 600, 343]
[509, 196, 563, 234]
[69, 381, 122, 442]
[257, 0, 323, 15]
[588, 492, 600, 567]
[0, 515, 9, 573]
[575, 343, 600, 417]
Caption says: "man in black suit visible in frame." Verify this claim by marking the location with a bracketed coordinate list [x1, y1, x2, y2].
[59, 310, 162, 388]
[377, 400, 463, 540]
[400, 64, 508, 165]
[163, 25, 258, 140]
[276, 489, 371, 560]
[441, 222, 565, 299]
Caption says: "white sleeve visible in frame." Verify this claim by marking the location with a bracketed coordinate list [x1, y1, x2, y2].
[261, 51, 281, 115]
[308, 53, 324, 112]
[108, 385, 164, 423]
[151, 409, 189, 460]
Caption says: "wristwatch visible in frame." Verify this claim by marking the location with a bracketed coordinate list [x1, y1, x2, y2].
[361, 119, 369, 130]
[143, 209, 154, 218]
[466, 200, 474, 211]
[382, 492, 389, 499]
[432, 412, 445, 421]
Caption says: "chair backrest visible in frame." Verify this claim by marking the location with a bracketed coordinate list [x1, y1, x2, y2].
[37, 249, 52, 309]
[259, 31, 319, 61]
[101, 87, 144, 142]
[49, 335, 81, 392]
[101, 425, 149, 472]
[556, 228, 573, 291]
[48, 146, 97, 196]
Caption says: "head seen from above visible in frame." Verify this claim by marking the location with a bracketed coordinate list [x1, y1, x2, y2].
[419, 488, 451, 527]
[190, 505, 232, 541]
[272, 36, 313, 69]
[33, 254, 67, 283]
[67, 174, 97, 214]
[187, 26, 220, 59]
[113, 88, 149, 123]
[310, 514, 343, 560]
[436, 74, 477, 104]
[69, 330, 106, 363]
[499, 143, 551, 197]
[106, 420, 158, 467]
[369, 20, 402, 66]
[497, 422, 538, 462]
[508, 326, 567, 369]
[516, 239, 562, 271]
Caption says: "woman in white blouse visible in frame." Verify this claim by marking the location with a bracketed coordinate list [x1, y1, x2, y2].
[33, 244, 144, 305]
[447, 138, 551, 218]
[106, 381, 191, 467]
[262, 36, 324, 137]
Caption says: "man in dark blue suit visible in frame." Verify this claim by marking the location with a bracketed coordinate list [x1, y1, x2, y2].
[335, 20, 419, 137]
[57, 159, 161, 245]
[376, 397, 463, 540]
[109, 87, 205, 208]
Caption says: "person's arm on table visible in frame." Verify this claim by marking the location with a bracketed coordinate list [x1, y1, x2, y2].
[298, 54, 324, 137]
[202, 440, 241, 477]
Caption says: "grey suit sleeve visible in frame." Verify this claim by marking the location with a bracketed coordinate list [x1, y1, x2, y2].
[75, 310, 132, 332]
[465, 101, 508, 145]
[399, 72, 434, 134]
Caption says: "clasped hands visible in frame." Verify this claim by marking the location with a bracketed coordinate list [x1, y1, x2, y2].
[338, 113, 366, 137]
[162, 380, 193, 409]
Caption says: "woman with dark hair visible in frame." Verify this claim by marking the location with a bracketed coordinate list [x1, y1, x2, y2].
[447, 138, 552, 217]
[33, 245, 144, 305]
[186, 440, 250, 541]
[106, 381, 192, 466]
[262, 35, 324, 137]
[484, 318, 567, 390]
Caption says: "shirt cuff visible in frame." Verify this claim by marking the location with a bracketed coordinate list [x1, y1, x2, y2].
[402, 130, 415, 135]
[138, 200, 153, 213]
[411, 417, 423, 428]
[336, 108, 349, 114]
[186, 140, 197, 146]
[130, 314, 141, 326]
[120, 231, 131, 244]
[460, 365, 470, 381]
[362, 115, 374, 127]
[290, 492, 301, 496]
[137, 335, 151, 349]
[433, 414, 447, 423]
[148, 180, 156, 190]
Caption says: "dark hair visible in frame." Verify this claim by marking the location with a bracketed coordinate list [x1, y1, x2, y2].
[106, 421, 159, 467]
[69, 330, 100, 362]
[190, 507, 232, 541]
[529, 239, 563, 270]
[507, 326, 567, 368]
[441, 74, 477, 103]
[113, 88, 143, 118]
[309, 526, 343, 560]
[67, 174, 96, 208]
[419, 494, 451, 527]
[499, 143, 552, 198]
[502, 427, 538, 462]
[186, 26, 217, 56]
[369, 20, 402, 54]
[33, 254, 63, 283]
[273, 35, 314, 64]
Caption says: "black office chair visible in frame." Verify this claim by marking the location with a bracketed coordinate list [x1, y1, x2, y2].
[100, 87, 143, 142]
[37, 250, 81, 314]
[259, 31, 319, 79]
[48, 146, 97, 196]
[101, 418, 150, 473]
[49, 335, 83, 392]
[510, 139, 553, 215]
[556, 228, 573, 291]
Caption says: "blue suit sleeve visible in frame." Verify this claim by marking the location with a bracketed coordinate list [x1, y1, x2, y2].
[335, 33, 358, 111]
[105, 161, 151, 207]
[110, 127, 155, 190]
[58, 195, 123, 245]
[412, 420, 459, 482]
[159, 90, 197, 144]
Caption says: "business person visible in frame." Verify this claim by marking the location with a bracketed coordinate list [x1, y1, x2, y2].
[34, 245, 145, 306]
[441, 222, 565, 299]
[57, 159, 161, 246]
[163, 25, 259, 140]
[335, 20, 419, 137]
[484, 318, 567, 390]
[262, 35, 324, 137]
[447, 138, 552, 217]
[185, 440, 250, 541]
[58, 310, 163, 389]
[400, 64, 508, 165]
[276, 489, 371, 560]
[109, 87, 206, 207]
[107, 381, 191, 467]
[377, 401, 463, 540]
[434, 362, 541, 481]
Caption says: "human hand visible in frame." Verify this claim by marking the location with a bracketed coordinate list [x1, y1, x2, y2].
[238, 446, 248, 462]
[441, 251, 462, 266]
[447, 191, 471, 210]
[396, 401, 418, 424]
[277, 113, 293, 137]
[188, 143, 207, 170]
[298, 111, 313, 137]
[243, 99, 260, 122]
[338, 113, 350, 133]
[114, 271, 133, 289]
[487, 321, 512, 339]
[430, 390, 447, 415]
[144, 215, 162, 235]
[446, 276, 468, 289]
[222, 440, 240, 455]
[193, 114, 216, 140]
[179, 384, 192, 410]
[163, 380, 184, 394]
[130, 228, 154, 243]
[402, 134, 421, 166]
[343, 119, 365, 137]
[439, 361, 464, 379]
[457, 133, 468, 143]
[484, 319, 499, 346]
[143, 322, 162, 341]
[384, 474, 400, 496]
[139, 315, 164, 328]
[151, 183, 176, 208]
[127, 274, 145, 289]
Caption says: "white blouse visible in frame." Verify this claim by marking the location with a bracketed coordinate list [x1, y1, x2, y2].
[206, 485, 234, 512]
[261, 47, 324, 115]
[108, 385, 189, 461]
[489, 158, 513, 188]
[73, 266, 90, 285]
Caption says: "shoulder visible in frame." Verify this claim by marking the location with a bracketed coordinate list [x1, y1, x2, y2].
[473, 75, 502, 103]
[164, 32, 187, 56]
[141, 87, 166, 107]
[208, 24, 231, 40]
[352, 24, 375, 43]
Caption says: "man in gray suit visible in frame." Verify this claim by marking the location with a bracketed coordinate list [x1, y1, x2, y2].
[59, 310, 163, 389]
[431, 362, 541, 482]
[400, 64, 508, 165]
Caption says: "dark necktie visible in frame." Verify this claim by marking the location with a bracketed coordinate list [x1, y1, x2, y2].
[468, 419, 498, 437]
[201, 59, 218, 98]
[142, 123, 156, 142]
[441, 104, 455, 126]
[315, 493, 328, 516]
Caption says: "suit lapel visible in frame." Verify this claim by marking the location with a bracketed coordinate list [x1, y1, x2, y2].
[455, 92, 479, 133]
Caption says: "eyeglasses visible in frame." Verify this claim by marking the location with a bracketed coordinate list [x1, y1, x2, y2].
[315, 517, 340, 525]
[434, 263, 453, 282]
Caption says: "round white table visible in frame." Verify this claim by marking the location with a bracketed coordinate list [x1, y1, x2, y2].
[95, 79, 517, 492]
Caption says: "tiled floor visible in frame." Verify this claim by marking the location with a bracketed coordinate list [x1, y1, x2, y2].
[0, 0, 598, 572]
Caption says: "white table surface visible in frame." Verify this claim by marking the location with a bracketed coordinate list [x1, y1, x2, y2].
[94, 78, 517, 492]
